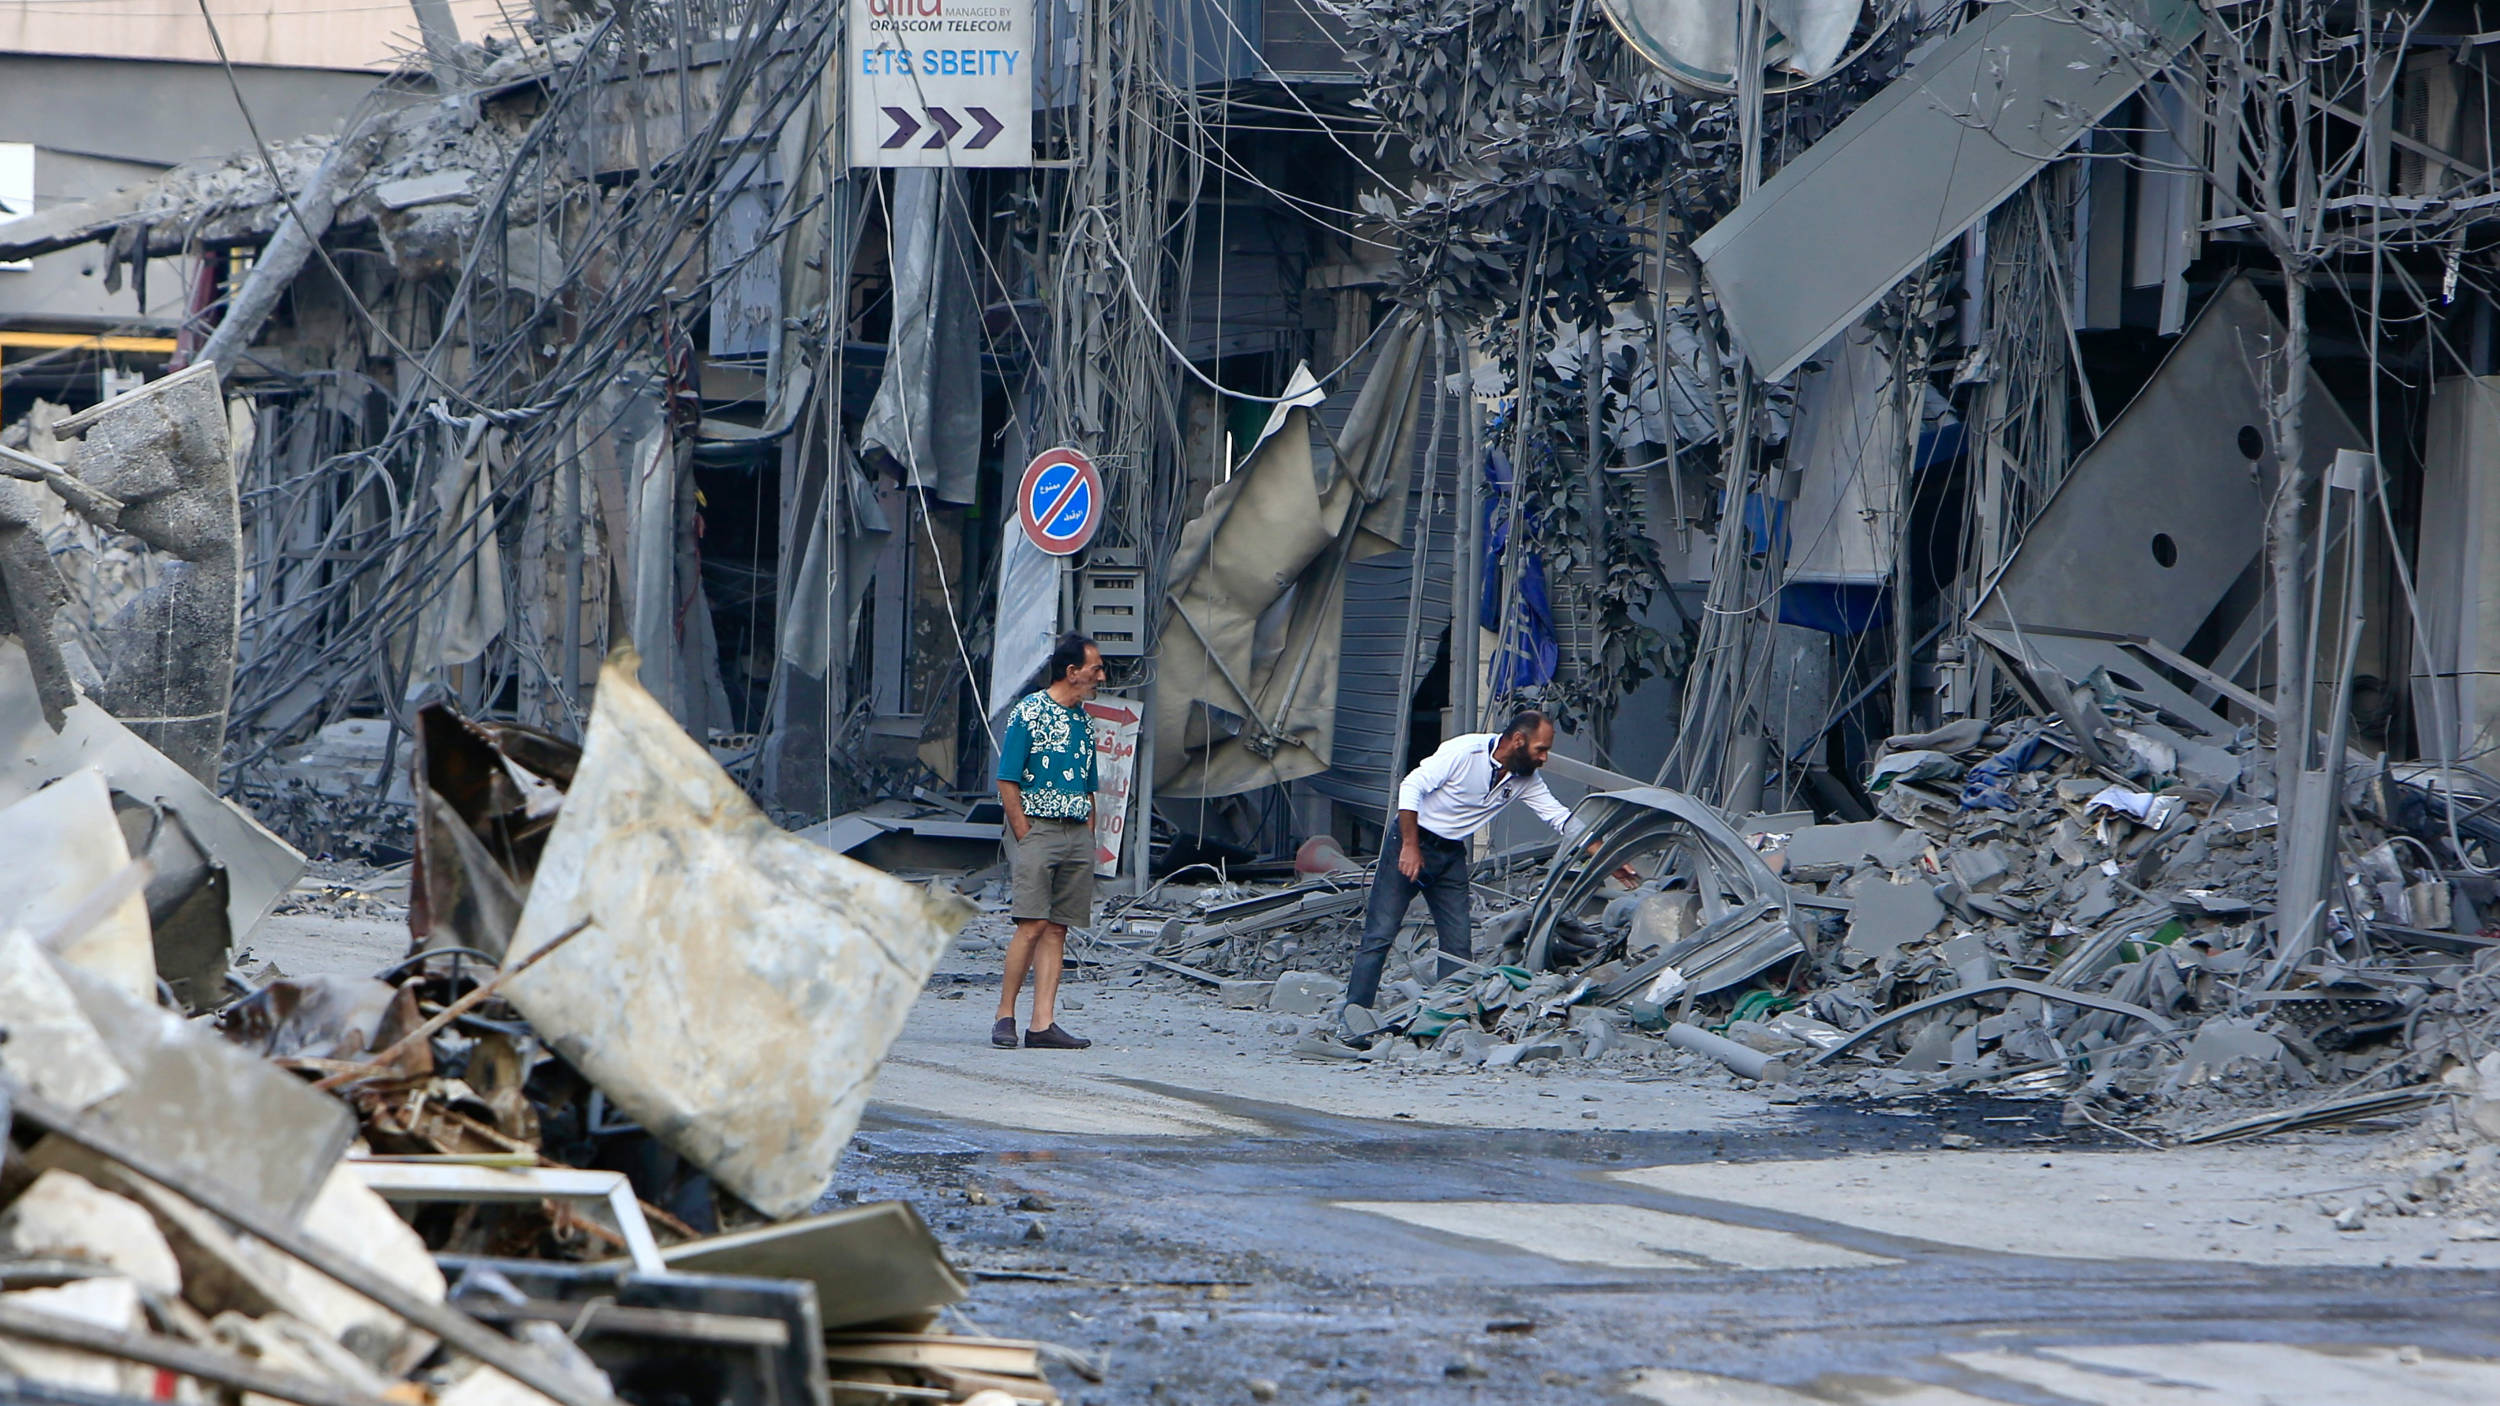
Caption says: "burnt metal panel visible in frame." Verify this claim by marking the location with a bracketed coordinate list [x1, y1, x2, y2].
[1694, 0, 2197, 382]
[1977, 277, 2368, 651]
[707, 148, 780, 360]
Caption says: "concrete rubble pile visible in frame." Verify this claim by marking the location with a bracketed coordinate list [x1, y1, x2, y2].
[1115, 685, 2500, 1144]
[2, 29, 581, 280]
[0, 655, 1062, 1399]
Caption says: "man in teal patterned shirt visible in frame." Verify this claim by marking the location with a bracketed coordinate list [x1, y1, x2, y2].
[992, 633, 1104, 1050]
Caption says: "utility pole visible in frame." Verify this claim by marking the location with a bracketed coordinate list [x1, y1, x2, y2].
[1451, 321, 1481, 733]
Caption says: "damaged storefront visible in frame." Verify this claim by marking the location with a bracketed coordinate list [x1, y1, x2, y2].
[17, 0, 2500, 1395]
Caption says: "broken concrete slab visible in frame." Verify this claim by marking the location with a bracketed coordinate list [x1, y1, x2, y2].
[0, 927, 131, 1111]
[1482, 1038, 1567, 1068]
[0, 1276, 157, 1398]
[1292, 1031, 1368, 1061]
[2072, 872, 2120, 923]
[49, 950, 356, 1226]
[501, 651, 974, 1219]
[1936, 932, 1996, 992]
[1894, 1018, 1956, 1073]
[0, 769, 153, 999]
[1845, 878, 1945, 965]
[21, 1121, 570, 1404]
[1947, 842, 2011, 893]
[1266, 970, 1344, 1016]
[2163, 1018, 2289, 1094]
[1780, 820, 1910, 881]
[273, 1162, 450, 1372]
[48, 363, 245, 787]
[0, 636, 305, 960]
[23, 1136, 304, 1323]
[1340, 1002, 1389, 1040]
[374, 169, 477, 209]
[1218, 979, 1273, 1010]
[1432, 1026, 1498, 1064]
[0, 1170, 182, 1296]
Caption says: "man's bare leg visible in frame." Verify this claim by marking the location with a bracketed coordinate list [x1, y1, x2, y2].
[997, 918, 1051, 1023]
[1028, 922, 1068, 1029]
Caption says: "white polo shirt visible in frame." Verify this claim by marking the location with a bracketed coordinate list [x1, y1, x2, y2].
[1396, 732, 1582, 844]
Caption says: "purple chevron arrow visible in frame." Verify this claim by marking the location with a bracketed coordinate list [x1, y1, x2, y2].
[964, 107, 1005, 150]
[922, 106, 963, 149]
[880, 106, 921, 149]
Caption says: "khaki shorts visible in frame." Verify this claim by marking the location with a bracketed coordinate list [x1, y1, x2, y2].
[1008, 816, 1096, 927]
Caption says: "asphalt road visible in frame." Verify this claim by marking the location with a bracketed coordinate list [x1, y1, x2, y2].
[845, 976, 2500, 1405]
[256, 886, 2500, 1403]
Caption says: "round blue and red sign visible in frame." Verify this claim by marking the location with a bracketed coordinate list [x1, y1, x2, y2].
[1016, 446, 1103, 556]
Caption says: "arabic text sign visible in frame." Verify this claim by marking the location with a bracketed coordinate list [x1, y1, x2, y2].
[1086, 698, 1141, 877]
[848, 0, 1032, 168]
[1017, 446, 1103, 556]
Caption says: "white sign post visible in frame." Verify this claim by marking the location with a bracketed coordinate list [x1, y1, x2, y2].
[848, 0, 1033, 168]
[1084, 697, 1141, 878]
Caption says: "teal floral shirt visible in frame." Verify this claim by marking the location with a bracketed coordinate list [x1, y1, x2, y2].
[997, 692, 1095, 819]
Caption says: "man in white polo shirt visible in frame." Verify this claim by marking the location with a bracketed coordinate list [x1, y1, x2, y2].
[1345, 709, 1630, 1010]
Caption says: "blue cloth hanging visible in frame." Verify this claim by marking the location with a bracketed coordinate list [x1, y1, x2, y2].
[1480, 447, 1557, 691]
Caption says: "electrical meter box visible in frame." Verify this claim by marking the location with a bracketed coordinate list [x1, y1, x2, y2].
[1078, 548, 1144, 657]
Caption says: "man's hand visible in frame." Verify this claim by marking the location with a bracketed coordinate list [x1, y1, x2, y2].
[1398, 839, 1424, 880]
[999, 782, 1032, 842]
[1612, 864, 1641, 887]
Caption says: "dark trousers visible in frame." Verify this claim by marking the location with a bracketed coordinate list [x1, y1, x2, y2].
[1346, 830, 1472, 1008]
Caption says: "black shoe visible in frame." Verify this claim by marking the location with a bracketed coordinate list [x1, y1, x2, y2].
[991, 1017, 1019, 1048]
[1024, 1024, 1092, 1050]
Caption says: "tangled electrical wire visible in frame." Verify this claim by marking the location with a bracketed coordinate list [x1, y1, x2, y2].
[216, 0, 851, 791]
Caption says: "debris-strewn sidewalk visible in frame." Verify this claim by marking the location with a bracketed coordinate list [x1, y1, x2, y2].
[0, 657, 1076, 1406]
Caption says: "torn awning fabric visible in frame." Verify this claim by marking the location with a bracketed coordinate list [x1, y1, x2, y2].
[1152, 309, 1427, 799]
[859, 169, 982, 505]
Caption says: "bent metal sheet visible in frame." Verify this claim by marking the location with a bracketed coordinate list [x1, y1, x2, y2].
[849, 0, 1034, 168]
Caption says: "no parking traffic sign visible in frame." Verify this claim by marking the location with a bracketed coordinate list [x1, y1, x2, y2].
[1016, 447, 1102, 556]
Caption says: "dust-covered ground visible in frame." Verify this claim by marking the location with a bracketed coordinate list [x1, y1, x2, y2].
[270, 871, 2500, 1403]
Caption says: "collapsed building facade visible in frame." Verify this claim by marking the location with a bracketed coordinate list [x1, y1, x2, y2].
[11, 0, 2500, 1110]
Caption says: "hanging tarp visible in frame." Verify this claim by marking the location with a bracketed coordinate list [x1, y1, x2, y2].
[1153, 310, 1428, 799]
[1480, 447, 1557, 692]
[987, 516, 1061, 722]
[415, 406, 507, 668]
[860, 169, 983, 505]
[779, 439, 893, 680]
[580, 367, 735, 738]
